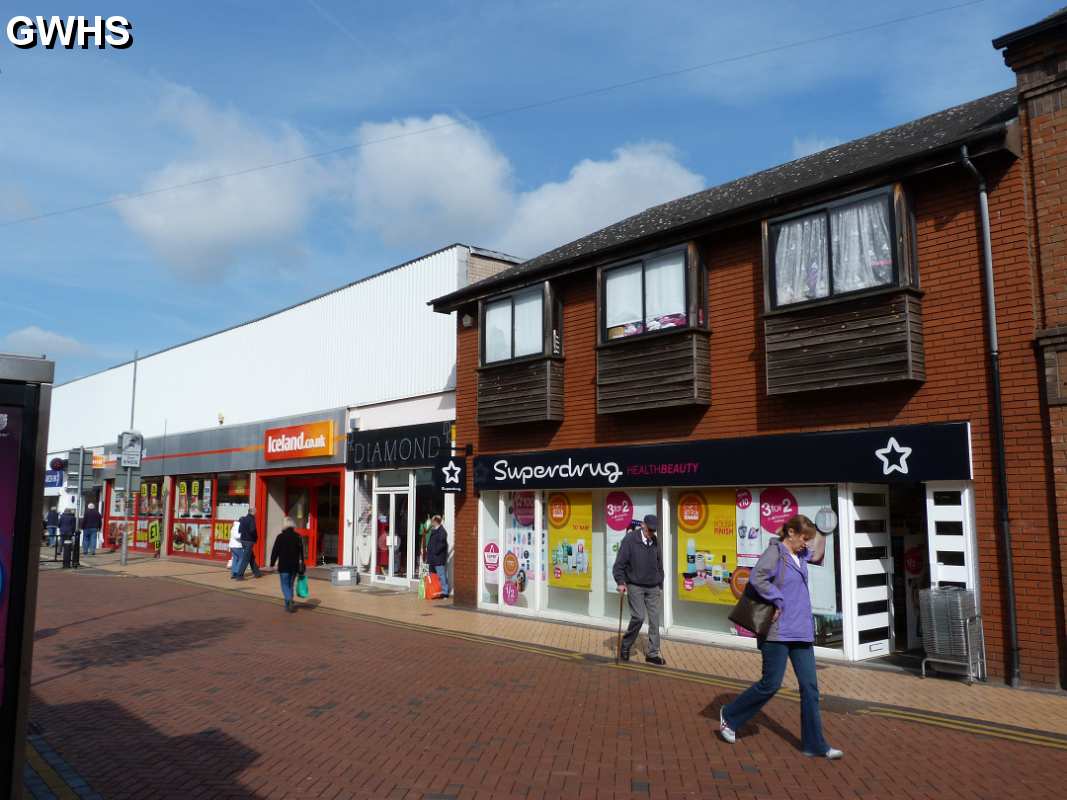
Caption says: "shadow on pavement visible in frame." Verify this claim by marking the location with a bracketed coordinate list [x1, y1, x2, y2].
[38, 617, 244, 681]
[702, 694, 804, 750]
[31, 695, 263, 799]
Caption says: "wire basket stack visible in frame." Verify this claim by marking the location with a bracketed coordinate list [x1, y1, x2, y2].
[919, 587, 985, 683]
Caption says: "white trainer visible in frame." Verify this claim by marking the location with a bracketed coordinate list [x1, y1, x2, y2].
[719, 708, 736, 744]
[804, 748, 844, 760]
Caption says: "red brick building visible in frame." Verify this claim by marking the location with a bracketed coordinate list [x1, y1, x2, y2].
[433, 10, 1067, 688]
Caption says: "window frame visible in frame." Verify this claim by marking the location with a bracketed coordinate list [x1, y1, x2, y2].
[764, 185, 910, 314]
[597, 243, 706, 346]
[478, 281, 561, 367]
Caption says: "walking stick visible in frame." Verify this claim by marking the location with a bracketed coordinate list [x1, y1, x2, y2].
[615, 588, 625, 664]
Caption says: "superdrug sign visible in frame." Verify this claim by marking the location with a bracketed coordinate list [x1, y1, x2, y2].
[474, 422, 972, 490]
[347, 421, 451, 471]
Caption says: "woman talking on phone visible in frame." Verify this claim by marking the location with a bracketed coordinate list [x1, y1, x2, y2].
[719, 514, 843, 759]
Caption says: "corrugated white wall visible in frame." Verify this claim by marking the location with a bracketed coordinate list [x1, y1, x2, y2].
[49, 247, 463, 452]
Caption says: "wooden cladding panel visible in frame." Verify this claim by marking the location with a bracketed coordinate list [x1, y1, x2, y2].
[478, 358, 564, 427]
[597, 330, 711, 414]
[765, 291, 925, 395]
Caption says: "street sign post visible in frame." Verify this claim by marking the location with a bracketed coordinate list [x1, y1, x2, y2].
[117, 431, 142, 566]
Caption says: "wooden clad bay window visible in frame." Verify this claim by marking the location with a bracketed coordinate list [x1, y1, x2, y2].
[478, 282, 564, 427]
[596, 243, 710, 414]
[763, 185, 924, 395]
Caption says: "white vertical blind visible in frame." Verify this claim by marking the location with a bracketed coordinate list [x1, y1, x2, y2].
[484, 298, 512, 363]
[644, 252, 686, 327]
[605, 263, 643, 331]
[512, 287, 543, 358]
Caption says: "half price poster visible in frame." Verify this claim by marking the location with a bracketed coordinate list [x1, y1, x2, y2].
[547, 491, 592, 591]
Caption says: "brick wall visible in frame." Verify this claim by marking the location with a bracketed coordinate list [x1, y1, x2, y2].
[452, 155, 1059, 686]
[1003, 22, 1067, 687]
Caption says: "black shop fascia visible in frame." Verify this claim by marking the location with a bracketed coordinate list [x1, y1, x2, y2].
[474, 422, 972, 491]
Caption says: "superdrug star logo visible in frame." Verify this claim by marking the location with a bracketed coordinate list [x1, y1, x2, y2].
[441, 459, 462, 484]
[875, 437, 912, 476]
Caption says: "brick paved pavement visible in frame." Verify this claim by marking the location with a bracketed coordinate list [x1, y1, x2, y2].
[26, 567, 1067, 799]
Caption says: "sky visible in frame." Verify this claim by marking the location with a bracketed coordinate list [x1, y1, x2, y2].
[0, 0, 1054, 382]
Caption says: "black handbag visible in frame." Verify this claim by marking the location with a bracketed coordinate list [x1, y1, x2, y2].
[728, 548, 785, 637]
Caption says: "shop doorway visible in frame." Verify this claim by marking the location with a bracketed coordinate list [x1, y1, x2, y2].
[372, 490, 409, 581]
[258, 469, 343, 568]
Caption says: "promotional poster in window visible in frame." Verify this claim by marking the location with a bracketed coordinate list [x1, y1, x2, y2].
[0, 406, 22, 697]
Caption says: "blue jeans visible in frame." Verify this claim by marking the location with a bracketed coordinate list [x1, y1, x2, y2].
[434, 565, 450, 596]
[723, 640, 830, 755]
[47, 526, 57, 547]
[237, 542, 260, 577]
[82, 528, 98, 556]
[230, 548, 242, 577]
[279, 572, 295, 606]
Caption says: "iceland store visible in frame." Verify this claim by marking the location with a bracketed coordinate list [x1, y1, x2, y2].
[473, 422, 977, 664]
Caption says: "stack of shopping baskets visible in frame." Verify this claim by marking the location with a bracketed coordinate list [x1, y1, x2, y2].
[919, 587, 986, 683]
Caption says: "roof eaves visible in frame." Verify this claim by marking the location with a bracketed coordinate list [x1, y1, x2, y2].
[992, 6, 1067, 49]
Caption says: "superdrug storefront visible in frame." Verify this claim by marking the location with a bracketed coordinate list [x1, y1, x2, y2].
[471, 422, 976, 664]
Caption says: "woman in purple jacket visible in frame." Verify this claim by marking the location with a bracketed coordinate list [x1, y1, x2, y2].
[719, 514, 843, 759]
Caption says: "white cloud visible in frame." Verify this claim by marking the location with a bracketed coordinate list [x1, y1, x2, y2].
[792, 135, 844, 159]
[502, 143, 706, 258]
[352, 115, 514, 248]
[1, 326, 91, 359]
[351, 116, 705, 259]
[117, 86, 328, 277]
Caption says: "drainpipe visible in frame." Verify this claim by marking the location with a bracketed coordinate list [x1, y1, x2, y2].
[960, 145, 1021, 688]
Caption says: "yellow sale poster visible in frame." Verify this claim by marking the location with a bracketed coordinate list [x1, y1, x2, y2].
[547, 492, 593, 591]
[676, 489, 737, 605]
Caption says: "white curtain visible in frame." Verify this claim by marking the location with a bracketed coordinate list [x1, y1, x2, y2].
[512, 287, 543, 357]
[484, 298, 511, 362]
[644, 252, 686, 330]
[774, 214, 828, 306]
[831, 197, 893, 293]
[605, 263, 643, 335]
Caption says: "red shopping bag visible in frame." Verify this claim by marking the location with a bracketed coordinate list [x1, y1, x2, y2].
[423, 572, 443, 600]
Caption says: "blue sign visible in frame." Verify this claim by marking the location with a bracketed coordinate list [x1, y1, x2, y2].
[44, 470, 63, 489]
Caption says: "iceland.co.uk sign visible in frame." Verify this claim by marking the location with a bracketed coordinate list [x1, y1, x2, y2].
[5, 16, 133, 49]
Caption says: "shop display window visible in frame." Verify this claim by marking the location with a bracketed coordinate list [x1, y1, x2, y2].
[355, 473, 373, 571]
[215, 473, 250, 521]
[481, 491, 501, 605]
[670, 485, 843, 649]
[769, 186, 903, 309]
[104, 478, 162, 552]
[171, 475, 217, 557]
[544, 490, 609, 620]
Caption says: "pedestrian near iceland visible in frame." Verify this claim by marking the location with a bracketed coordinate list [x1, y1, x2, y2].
[45, 507, 59, 548]
[612, 514, 666, 665]
[423, 514, 450, 598]
[719, 514, 843, 759]
[270, 517, 305, 613]
[58, 507, 78, 568]
[235, 507, 262, 579]
[228, 518, 243, 579]
[81, 503, 102, 557]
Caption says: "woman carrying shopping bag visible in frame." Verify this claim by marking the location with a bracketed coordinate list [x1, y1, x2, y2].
[719, 514, 843, 759]
[270, 517, 305, 614]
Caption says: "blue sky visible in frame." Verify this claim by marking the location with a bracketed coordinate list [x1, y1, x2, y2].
[0, 0, 1052, 382]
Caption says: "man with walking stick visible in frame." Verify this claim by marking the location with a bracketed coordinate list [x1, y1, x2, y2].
[612, 514, 666, 665]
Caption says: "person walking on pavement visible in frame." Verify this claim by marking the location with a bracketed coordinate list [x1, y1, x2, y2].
[80, 502, 102, 557]
[719, 514, 843, 760]
[612, 514, 666, 665]
[423, 514, 450, 598]
[58, 507, 78, 568]
[235, 506, 262, 579]
[45, 507, 59, 547]
[270, 517, 305, 613]
[228, 518, 243, 579]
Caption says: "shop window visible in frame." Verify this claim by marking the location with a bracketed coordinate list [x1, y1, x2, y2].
[600, 246, 704, 342]
[215, 473, 250, 522]
[172, 475, 215, 557]
[768, 188, 904, 309]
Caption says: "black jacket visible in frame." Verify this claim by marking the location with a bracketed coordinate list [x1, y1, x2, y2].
[58, 511, 78, 536]
[81, 509, 102, 530]
[238, 514, 258, 543]
[425, 526, 448, 567]
[46, 510, 59, 527]
[612, 529, 664, 588]
[270, 528, 304, 574]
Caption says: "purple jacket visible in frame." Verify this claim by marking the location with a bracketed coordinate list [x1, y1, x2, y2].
[749, 541, 814, 643]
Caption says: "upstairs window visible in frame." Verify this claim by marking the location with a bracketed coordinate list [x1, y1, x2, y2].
[601, 246, 702, 342]
[769, 188, 901, 309]
[481, 283, 560, 365]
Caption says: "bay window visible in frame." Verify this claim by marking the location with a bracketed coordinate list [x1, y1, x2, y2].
[768, 187, 907, 309]
[480, 283, 561, 365]
[600, 245, 703, 342]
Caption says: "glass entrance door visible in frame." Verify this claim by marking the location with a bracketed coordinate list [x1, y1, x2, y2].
[285, 484, 315, 564]
[373, 491, 410, 581]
